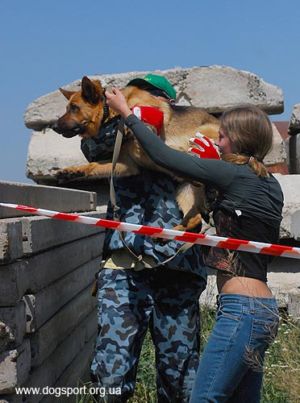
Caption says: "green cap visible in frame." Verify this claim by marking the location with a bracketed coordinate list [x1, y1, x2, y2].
[127, 73, 176, 100]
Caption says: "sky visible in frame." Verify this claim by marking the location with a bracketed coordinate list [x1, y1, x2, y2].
[1, 0, 300, 184]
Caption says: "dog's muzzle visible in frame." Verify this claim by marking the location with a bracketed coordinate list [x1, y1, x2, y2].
[51, 121, 86, 138]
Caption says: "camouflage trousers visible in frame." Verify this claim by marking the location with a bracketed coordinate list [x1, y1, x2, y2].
[91, 267, 206, 402]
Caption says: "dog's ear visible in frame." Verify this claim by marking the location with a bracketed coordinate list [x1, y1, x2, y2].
[81, 76, 103, 105]
[59, 88, 75, 100]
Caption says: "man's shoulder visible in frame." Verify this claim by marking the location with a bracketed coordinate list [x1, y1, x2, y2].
[112, 171, 179, 206]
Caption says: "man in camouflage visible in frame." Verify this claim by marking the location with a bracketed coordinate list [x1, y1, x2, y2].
[83, 75, 207, 402]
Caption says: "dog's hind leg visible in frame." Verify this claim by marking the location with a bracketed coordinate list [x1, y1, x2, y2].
[174, 183, 207, 232]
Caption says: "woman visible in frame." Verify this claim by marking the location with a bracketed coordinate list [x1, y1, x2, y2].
[106, 88, 283, 402]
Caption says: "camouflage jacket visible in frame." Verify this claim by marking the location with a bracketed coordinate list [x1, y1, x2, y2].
[81, 132, 207, 280]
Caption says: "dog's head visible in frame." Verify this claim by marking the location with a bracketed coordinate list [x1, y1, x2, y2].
[53, 76, 107, 138]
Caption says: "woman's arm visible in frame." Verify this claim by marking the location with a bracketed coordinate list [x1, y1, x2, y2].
[105, 88, 236, 189]
[125, 114, 235, 189]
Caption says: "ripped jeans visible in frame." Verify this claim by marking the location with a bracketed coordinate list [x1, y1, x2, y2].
[190, 294, 279, 403]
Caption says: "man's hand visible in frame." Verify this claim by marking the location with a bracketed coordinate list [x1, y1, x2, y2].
[105, 88, 132, 118]
[189, 132, 220, 159]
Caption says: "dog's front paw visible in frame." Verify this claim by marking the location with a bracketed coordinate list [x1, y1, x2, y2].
[53, 168, 87, 183]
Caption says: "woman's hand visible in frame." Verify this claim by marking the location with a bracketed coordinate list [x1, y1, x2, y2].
[105, 87, 132, 118]
[189, 132, 220, 159]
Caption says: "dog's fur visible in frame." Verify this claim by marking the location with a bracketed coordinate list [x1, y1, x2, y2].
[53, 76, 220, 231]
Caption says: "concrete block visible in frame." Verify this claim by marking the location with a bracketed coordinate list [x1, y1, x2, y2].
[286, 133, 300, 174]
[0, 181, 97, 219]
[24, 66, 283, 183]
[0, 322, 12, 354]
[26, 130, 87, 182]
[181, 66, 283, 114]
[21, 310, 96, 403]
[21, 211, 105, 255]
[199, 270, 218, 308]
[273, 174, 300, 239]
[268, 256, 300, 306]
[41, 332, 96, 403]
[291, 210, 300, 240]
[0, 233, 104, 306]
[288, 103, 300, 135]
[0, 339, 31, 394]
[24, 66, 283, 131]
[288, 289, 300, 321]
[26, 124, 288, 183]
[263, 123, 287, 166]
[30, 285, 96, 367]
[0, 220, 23, 264]
[0, 262, 20, 306]
[25, 129, 113, 183]
[0, 303, 26, 350]
[23, 257, 99, 332]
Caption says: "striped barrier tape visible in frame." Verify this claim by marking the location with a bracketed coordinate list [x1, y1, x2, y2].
[1, 202, 300, 260]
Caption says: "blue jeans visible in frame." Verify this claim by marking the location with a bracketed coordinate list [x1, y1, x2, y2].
[190, 294, 279, 403]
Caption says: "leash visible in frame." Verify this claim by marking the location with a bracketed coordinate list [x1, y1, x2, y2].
[100, 89, 196, 268]
[108, 116, 194, 268]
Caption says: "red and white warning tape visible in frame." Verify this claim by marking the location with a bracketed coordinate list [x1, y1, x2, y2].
[1, 202, 300, 260]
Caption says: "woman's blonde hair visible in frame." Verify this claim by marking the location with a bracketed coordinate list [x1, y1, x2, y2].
[220, 105, 273, 177]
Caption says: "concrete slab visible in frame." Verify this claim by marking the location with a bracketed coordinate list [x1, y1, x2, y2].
[31, 285, 96, 367]
[286, 133, 300, 174]
[21, 211, 105, 255]
[23, 257, 99, 332]
[24, 66, 283, 131]
[291, 210, 300, 240]
[0, 339, 31, 394]
[47, 331, 95, 396]
[274, 174, 300, 238]
[0, 233, 104, 306]
[26, 125, 288, 183]
[288, 103, 300, 135]
[22, 310, 96, 403]
[0, 303, 26, 350]
[0, 181, 97, 219]
[26, 130, 87, 182]
[288, 290, 300, 321]
[264, 123, 287, 166]
[0, 220, 23, 264]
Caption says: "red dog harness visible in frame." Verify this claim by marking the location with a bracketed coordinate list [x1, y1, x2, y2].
[132, 105, 164, 134]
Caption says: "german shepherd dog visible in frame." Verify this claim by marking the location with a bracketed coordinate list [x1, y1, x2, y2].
[53, 76, 220, 231]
